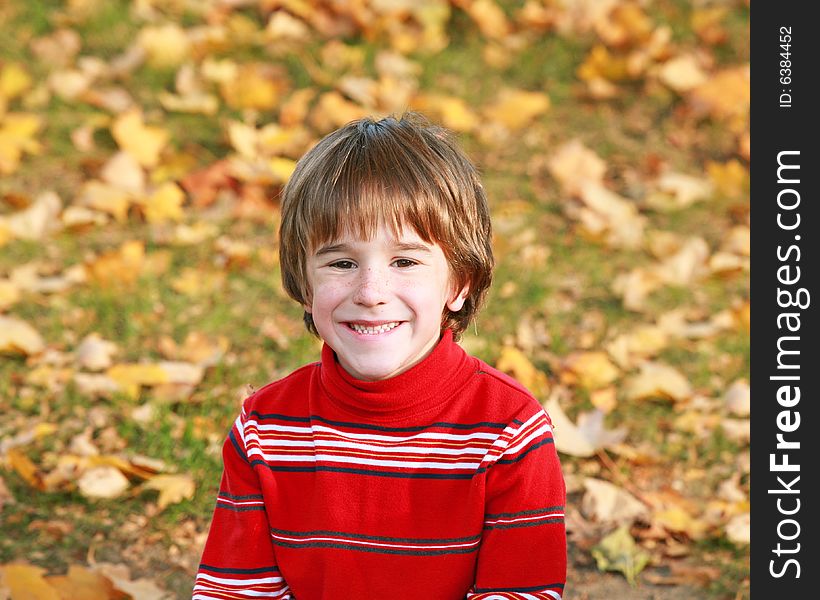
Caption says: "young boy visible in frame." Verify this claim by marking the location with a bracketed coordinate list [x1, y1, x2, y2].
[193, 113, 566, 599]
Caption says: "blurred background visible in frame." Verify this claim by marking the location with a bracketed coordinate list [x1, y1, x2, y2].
[0, 0, 749, 597]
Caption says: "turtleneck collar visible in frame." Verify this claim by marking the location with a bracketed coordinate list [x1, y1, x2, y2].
[319, 329, 476, 421]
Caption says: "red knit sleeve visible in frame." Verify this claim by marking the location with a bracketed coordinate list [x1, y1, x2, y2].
[193, 404, 292, 599]
[467, 407, 567, 600]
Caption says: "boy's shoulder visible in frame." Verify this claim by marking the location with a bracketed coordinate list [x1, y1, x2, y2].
[466, 355, 547, 418]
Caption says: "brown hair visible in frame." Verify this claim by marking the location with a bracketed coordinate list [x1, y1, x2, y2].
[278, 112, 494, 339]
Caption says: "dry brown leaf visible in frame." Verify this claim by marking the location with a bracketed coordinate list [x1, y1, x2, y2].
[655, 236, 710, 285]
[101, 151, 146, 196]
[48, 69, 94, 101]
[582, 477, 649, 524]
[594, 2, 654, 48]
[649, 171, 713, 210]
[0, 564, 60, 600]
[543, 392, 625, 457]
[77, 466, 130, 500]
[612, 267, 663, 312]
[725, 512, 750, 545]
[74, 181, 131, 222]
[0, 315, 46, 356]
[3, 191, 62, 240]
[265, 11, 311, 42]
[142, 473, 195, 509]
[90, 563, 172, 600]
[723, 379, 750, 417]
[0, 474, 15, 511]
[45, 565, 126, 600]
[29, 29, 83, 67]
[75, 334, 119, 371]
[623, 362, 692, 403]
[656, 54, 708, 92]
[546, 139, 607, 195]
[578, 181, 646, 249]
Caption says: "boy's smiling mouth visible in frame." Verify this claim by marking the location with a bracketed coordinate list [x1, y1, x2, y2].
[346, 321, 402, 335]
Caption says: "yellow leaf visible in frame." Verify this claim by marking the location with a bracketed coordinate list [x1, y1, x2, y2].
[577, 45, 631, 83]
[495, 346, 549, 398]
[0, 63, 33, 100]
[221, 64, 289, 111]
[594, 3, 654, 48]
[6, 448, 45, 490]
[0, 564, 60, 600]
[624, 361, 692, 402]
[75, 181, 131, 222]
[707, 159, 748, 198]
[561, 351, 620, 390]
[269, 157, 297, 185]
[0, 315, 45, 356]
[309, 91, 372, 134]
[143, 473, 195, 509]
[170, 267, 225, 297]
[106, 363, 170, 398]
[653, 506, 709, 539]
[158, 90, 219, 115]
[137, 182, 186, 223]
[45, 565, 123, 600]
[409, 93, 479, 133]
[137, 23, 192, 68]
[111, 109, 169, 168]
[483, 88, 550, 130]
[0, 113, 44, 174]
[85, 240, 146, 286]
[689, 65, 750, 126]
[466, 0, 511, 39]
[0, 279, 21, 310]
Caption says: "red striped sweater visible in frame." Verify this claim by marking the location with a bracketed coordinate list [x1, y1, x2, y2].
[194, 330, 566, 599]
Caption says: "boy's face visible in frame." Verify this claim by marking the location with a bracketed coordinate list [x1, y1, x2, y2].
[305, 223, 468, 381]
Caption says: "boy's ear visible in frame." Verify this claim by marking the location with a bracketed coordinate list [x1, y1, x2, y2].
[446, 284, 470, 312]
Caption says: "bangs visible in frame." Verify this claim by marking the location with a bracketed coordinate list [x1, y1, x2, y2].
[297, 122, 456, 252]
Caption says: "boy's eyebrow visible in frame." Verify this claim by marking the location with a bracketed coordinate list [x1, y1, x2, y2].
[313, 241, 434, 256]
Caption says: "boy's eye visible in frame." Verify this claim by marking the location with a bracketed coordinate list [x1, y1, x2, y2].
[329, 260, 356, 269]
[393, 258, 418, 268]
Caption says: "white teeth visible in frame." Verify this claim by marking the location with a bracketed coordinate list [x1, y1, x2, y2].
[349, 322, 400, 335]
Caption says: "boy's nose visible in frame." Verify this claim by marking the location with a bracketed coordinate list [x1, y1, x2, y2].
[352, 268, 389, 306]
